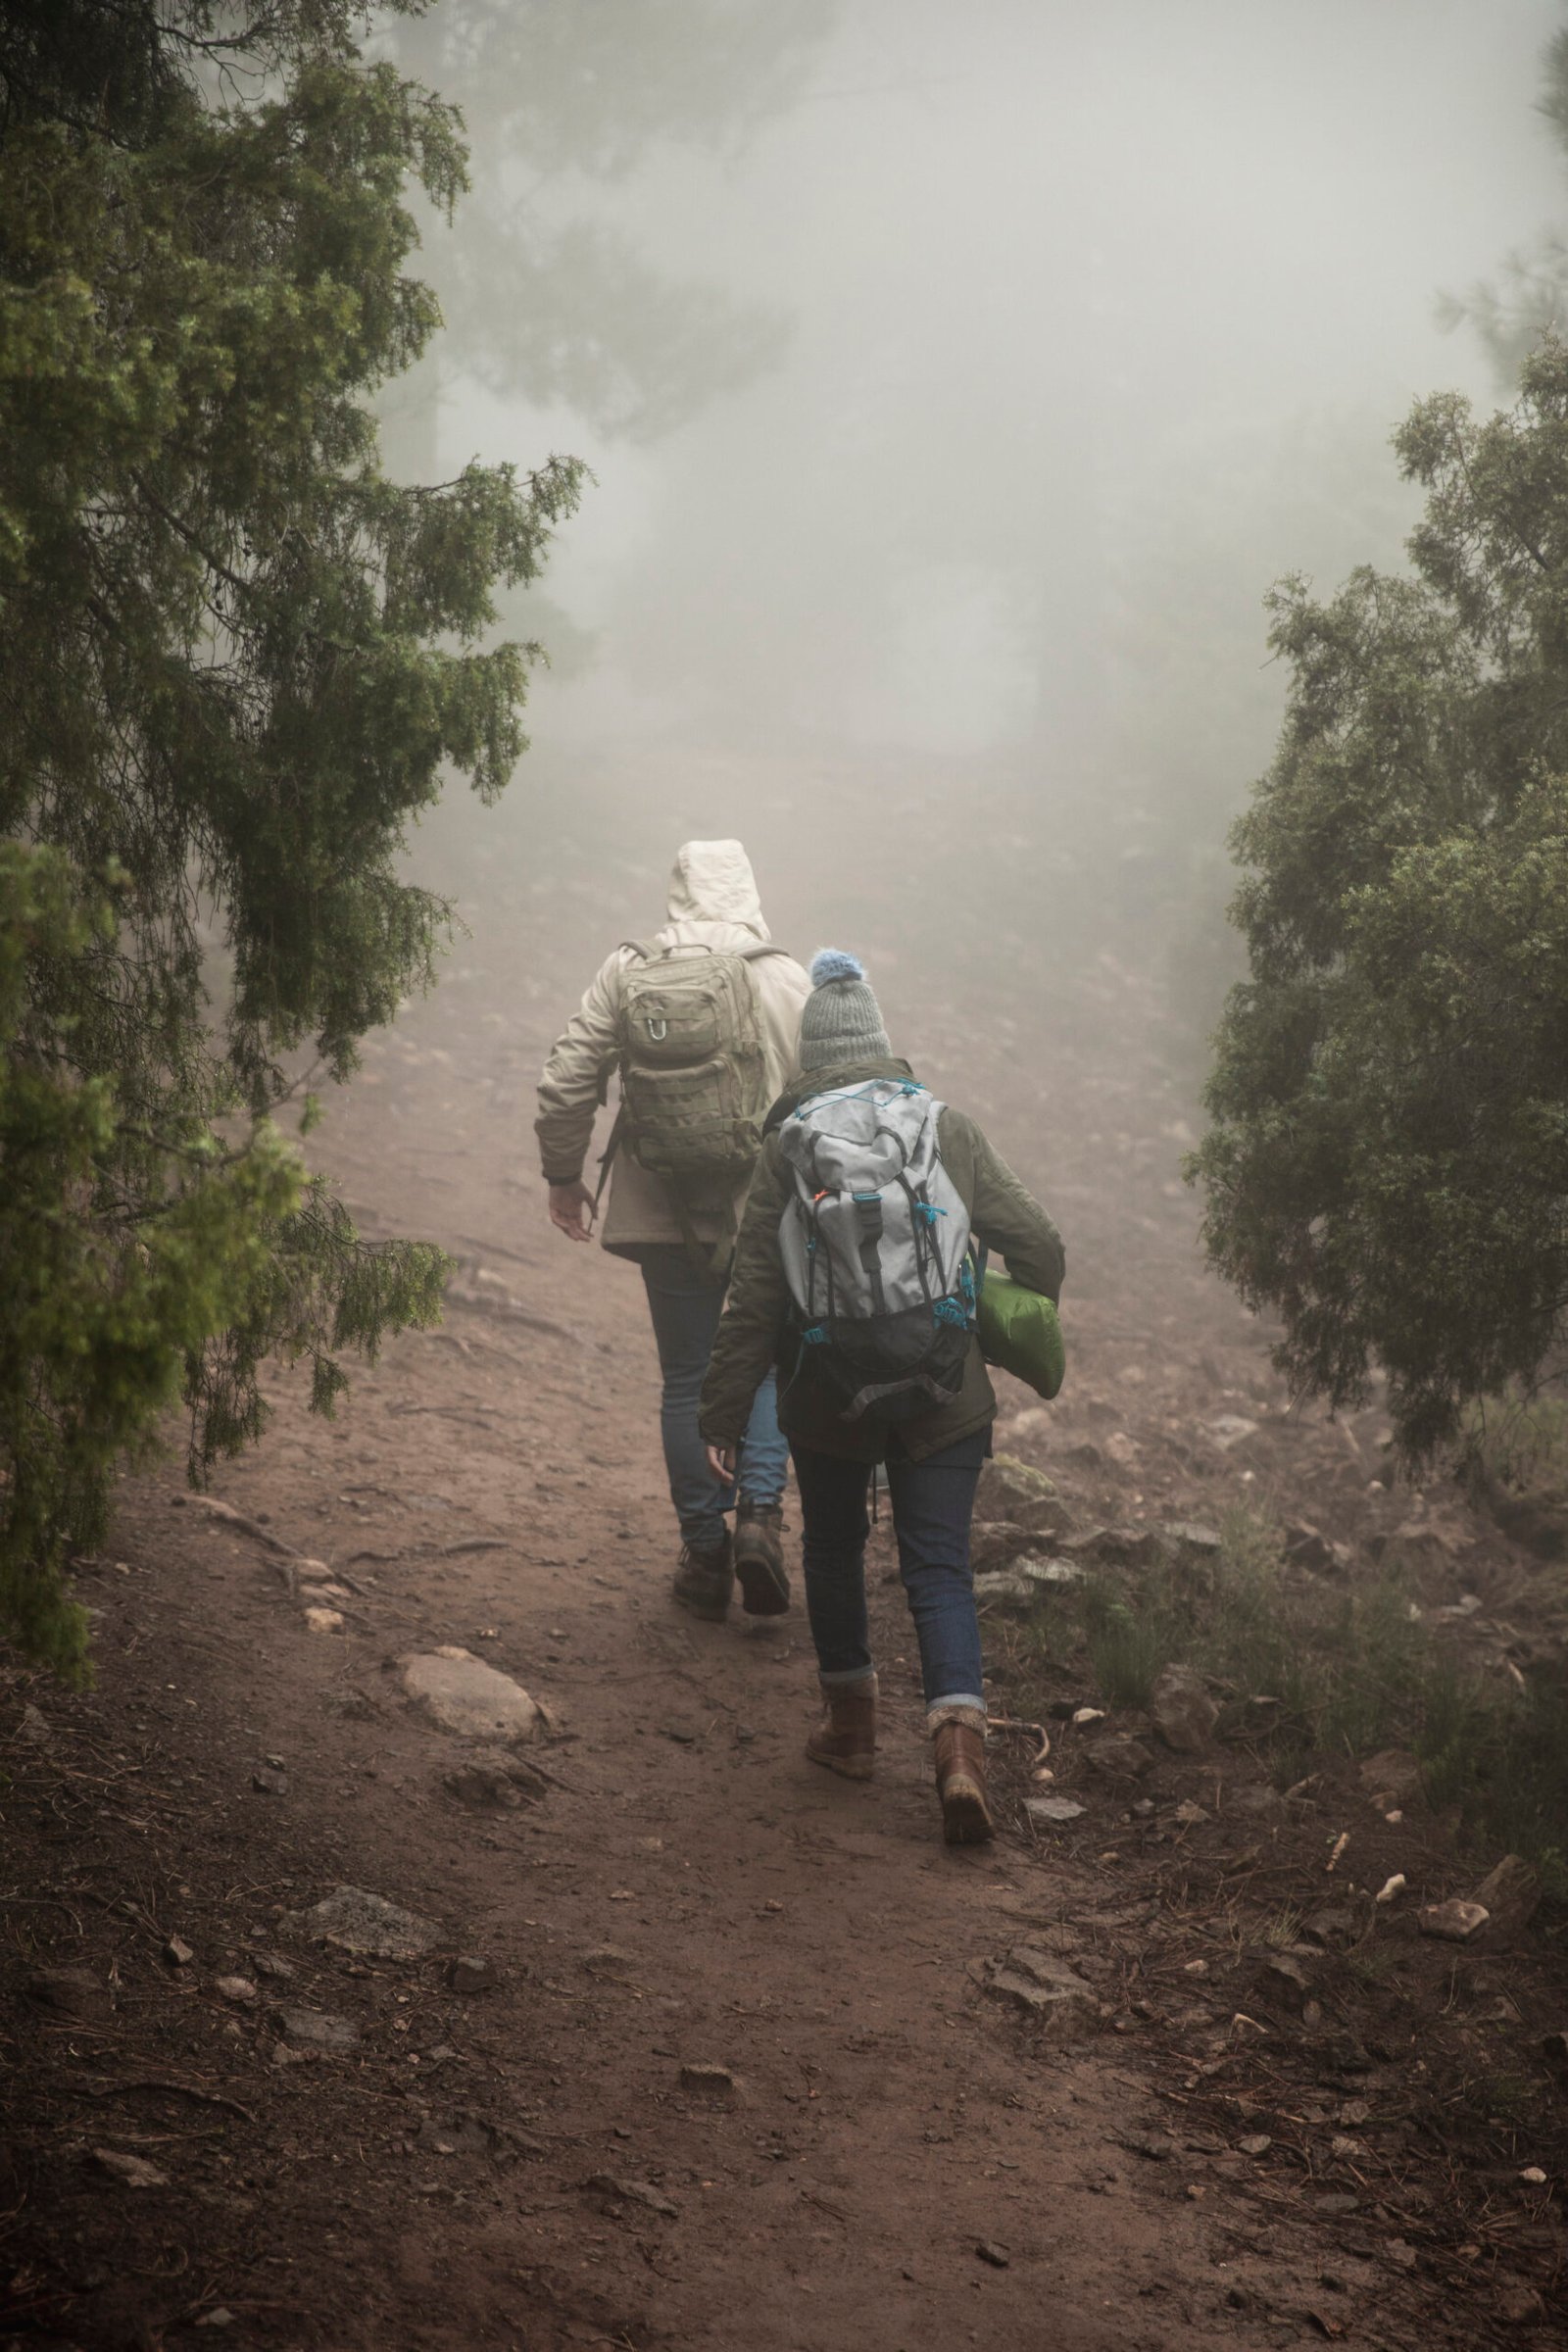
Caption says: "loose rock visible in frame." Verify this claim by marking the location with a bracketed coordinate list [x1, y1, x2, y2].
[1162, 1520, 1223, 1558]
[293, 1885, 439, 1961]
[91, 2147, 170, 2188]
[1015, 1552, 1085, 1588]
[970, 1519, 1036, 1572]
[303, 1606, 345, 1634]
[1025, 1795, 1086, 1824]
[215, 1975, 258, 2004]
[1069, 1526, 1167, 1570]
[26, 1967, 108, 2021]
[1151, 1664, 1218, 1754]
[444, 1954, 498, 1993]
[975, 2239, 1010, 2268]
[1418, 1899, 1490, 1944]
[402, 1647, 542, 1741]
[1257, 1953, 1312, 2011]
[679, 2062, 738, 2098]
[983, 1943, 1099, 2037]
[979, 1453, 1056, 1511]
[443, 1754, 548, 1809]
[275, 2006, 361, 2052]
[1302, 1906, 1361, 1949]
[163, 1935, 195, 1968]
[583, 2172, 677, 2218]
[1470, 1854, 1541, 1938]
[973, 1569, 1037, 1607]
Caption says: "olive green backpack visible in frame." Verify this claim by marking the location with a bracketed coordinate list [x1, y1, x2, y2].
[598, 938, 788, 1269]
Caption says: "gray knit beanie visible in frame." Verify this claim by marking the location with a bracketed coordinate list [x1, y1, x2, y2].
[798, 949, 891, 1071]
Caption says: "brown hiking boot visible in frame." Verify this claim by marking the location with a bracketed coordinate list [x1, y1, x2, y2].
[933, 1711, 995, 1844]
[671, 1531, 734, 1622]
[734, 1500, 790, 1616]
[806, 1676, 877, 1780]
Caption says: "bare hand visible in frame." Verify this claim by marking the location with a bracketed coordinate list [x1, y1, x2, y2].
[548, 1180, 596, 1243]
[706, 1443, 735, 1484]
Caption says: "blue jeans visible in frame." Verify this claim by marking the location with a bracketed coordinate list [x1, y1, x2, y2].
[638, 1246, 788, 1550]
[790, 1429, 989, 1717]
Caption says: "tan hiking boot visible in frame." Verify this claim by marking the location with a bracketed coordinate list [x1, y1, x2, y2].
[806, 1676, 877, 1780]
[734, 1501, 790, 1616]
[671, 1531, 734, 1621]
[932, 1710, 995, 1844]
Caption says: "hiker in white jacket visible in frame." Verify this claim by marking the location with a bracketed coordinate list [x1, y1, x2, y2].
[536, 841, 809, 1620]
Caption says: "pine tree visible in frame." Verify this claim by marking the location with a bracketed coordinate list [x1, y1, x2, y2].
[0, 1, 583, 1674]
[1192, 342, 1568, 1461]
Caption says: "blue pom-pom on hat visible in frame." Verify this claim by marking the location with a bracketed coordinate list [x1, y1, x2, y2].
[809, 948, 865, 986]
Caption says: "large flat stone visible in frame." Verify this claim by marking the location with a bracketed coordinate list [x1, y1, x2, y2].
[295, 1886, 438, 1960]
[402, 1646, 541, 1741]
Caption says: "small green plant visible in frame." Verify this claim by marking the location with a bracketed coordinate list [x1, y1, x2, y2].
[1260, 1904, 1303, 1949]
[1081, 1584, 1172, 1707]
[1011, 1500, 1568, 1900]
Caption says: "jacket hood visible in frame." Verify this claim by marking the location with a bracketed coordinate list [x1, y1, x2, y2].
[665, 840, 768, 937]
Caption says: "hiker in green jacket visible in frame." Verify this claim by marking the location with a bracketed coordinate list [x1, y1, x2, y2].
[699, 950, 1064, 1844]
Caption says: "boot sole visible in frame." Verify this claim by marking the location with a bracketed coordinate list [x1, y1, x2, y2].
[807, 1743, 875, 1782]
[736, 1557, 791, 1617]
[940, 1771, 996, 1844]
[671, 1587, 731, 1623]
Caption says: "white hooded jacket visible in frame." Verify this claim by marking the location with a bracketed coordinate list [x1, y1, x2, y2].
[534, 841, 810, 1255]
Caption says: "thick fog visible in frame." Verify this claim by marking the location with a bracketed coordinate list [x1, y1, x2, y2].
[381, 0, 1568, 970]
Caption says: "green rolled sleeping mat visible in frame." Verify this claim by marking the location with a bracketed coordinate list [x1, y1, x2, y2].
[974, 1261, 1065, 1400]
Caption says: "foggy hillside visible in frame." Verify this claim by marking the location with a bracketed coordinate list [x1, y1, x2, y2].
[12, 8, 1568, 2345]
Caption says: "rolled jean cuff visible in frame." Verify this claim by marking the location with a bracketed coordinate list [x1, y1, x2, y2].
[926, 1694, 987, 1730]
[820, 1665, 878, 1689]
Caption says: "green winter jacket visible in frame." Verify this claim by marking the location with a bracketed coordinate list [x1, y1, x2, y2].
[698, 1056, 1065, 1465]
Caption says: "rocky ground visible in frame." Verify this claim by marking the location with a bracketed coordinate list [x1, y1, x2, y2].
[3, 774, 1567, 2350]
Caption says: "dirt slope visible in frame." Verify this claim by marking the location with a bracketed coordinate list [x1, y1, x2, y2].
[3, 787, 1566, 2350]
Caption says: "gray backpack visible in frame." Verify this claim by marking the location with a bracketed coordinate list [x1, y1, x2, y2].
[776, 1077, 977, 1425]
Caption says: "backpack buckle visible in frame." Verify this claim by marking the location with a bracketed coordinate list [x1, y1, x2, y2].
[647, 1016, 668, 1041]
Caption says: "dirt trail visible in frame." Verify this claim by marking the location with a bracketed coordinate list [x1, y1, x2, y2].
[4, 797, 1566, 2349]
